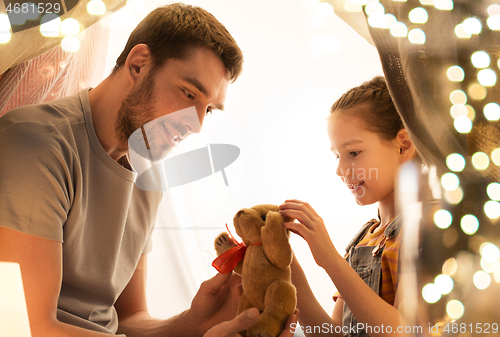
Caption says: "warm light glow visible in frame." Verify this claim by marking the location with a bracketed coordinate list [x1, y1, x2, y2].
[446, 153, 465, 172]
[422, 283, 441, 303]
[463, 17, 482, 34]
[434, 209, 452, 229]
[409, 7, 428, 23]
[408, 28, 425, 44]
[488, 4, 500, 16]
[61, 36, 80, 52]
[455, 23, 471, 38]
[384, 14, 397, 29]
[466, 105, 476, 120]
[441, 173, 459, 191]
[0, 13, 10, 31]
[365, 2, 384, 16]
[40, 14, 61, 37]
[471, 51, 490, 68]
[344, 0, 362, 12]
[447, 65, 465, 82]
[317, 2, 335, 18]
[468, 83, 487, 100]
[445, 187, 463, 204]
[478, 69, 497, 86]
[484, 102, 500, 121]
[481, 258, 499, 273]
[461, 214, 479, 235]
[442, 258, 458, 276]
[449, 90, 467, 105]
[453, 116, 472, 133]
[487, 15, 500, 30]
[487, 183, 500, 200]
[126, 0, 145, 12]
[480, 243, 500, 263]
[434, 0, 453, 10]
[390, 22, 408, 37]
[492, 148, 500, 166]
[472, 152, 489, 170]
[0, 30, 10, 43]
[484, 201, 500, 219]
[435, 274, 454, 294]
[495, 268, 500, 283]
[447, 300, 464, 319]
[473, 271, 491, 290]
[368, 13, 388, 28]
[61, 18, 80, 35]
[420, 0, 434, 5]
[87, 0, 107, 15]
[450, 104, 467, 119]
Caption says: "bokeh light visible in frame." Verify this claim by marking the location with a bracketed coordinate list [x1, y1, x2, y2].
[449, 90, 467, 104]
[446, 153, 466, 172]
[461, 214, 479, 235]
[447, 300, 464, 319]
[487, 183, 500, 200]
[61, 36, 80, 52]
[481, 258, 499, 273]
[463, 17, 482, 34]
[480, 243, 500, 263]
[420, 0, 434, 5]
[61, 18, 80, 36]
[450, 104, 467, 119]
[390, 22, 408, 37]
[468, 83, 487, 100]
[471, 51, 490, 68]
[473, 271, 491, 290]
[365, 2, 384, 16]
[488, 4, 500, 16]
[447, 65, 465, 82]
[441, 173, 459, 191]
[478, 69, 497, 86]
[317, 2, 335, 18]
[472, 152, 489, 170]
[453, 116, 472, 133]
[40, 14, 61, 37]
[434, 209, 453, 229]
[487, 15, 500, 30]
[435, 274, 454, 294]
[455, 23, 471, 38]
[484, 201, 500, 219]
[444, 187, 463, 204]
[492, 148, 500, 166]
[442, 258, 458, 276]
[409, 7, 428, 23]
[422, 283, 441, 303]
[87, 0, 107, 15]
[434, 0, 453, 10]
[408, 28, 426, 44]
[484, 102, 500, 121]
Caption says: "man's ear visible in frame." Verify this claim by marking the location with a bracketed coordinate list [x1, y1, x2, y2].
[396, 128, 416, 161]
[124, 44, 151, 86]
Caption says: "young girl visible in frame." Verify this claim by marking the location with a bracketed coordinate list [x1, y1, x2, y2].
[279, 76, 417, 337]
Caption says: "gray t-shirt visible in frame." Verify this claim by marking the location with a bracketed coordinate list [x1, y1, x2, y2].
[0, 89, 162, 334]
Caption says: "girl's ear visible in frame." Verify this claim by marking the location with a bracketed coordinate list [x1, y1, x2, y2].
[396, 128, 416, 161]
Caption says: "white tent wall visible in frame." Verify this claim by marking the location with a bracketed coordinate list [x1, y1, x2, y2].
[102, 0, 383, 322]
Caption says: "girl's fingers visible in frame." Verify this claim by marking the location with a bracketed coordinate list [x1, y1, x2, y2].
[279, 209, 312, 229]
[284, 222, 307, 238]
[280, 200, 318, 221]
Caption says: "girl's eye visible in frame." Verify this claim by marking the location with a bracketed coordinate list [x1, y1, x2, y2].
[350, 151, 361, 157]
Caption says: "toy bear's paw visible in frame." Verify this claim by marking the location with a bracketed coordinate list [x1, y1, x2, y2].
[214, 232, 238, 256]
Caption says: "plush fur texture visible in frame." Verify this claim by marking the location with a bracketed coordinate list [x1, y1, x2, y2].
[214, 204, 297, 337]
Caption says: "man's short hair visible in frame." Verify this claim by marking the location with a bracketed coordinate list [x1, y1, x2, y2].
[113, 3, 243, 82]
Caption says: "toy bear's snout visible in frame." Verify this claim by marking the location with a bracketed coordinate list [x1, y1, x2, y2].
[236, 210, 245, 217]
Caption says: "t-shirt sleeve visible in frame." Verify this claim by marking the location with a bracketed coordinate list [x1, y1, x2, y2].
[0, 122, 74, 242]
[141, 191, 162, 255]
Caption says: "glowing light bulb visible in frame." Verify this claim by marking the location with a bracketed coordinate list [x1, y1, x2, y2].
[0, 13, 10, 30]
[434, 0, 453, 10]
[446, 153, 465, 172]
[390, 22, 408, 37]
[463, 17, 482, 34]
[487, 15, 500, 30]
[61, 18, 80, 35]
[454, 116, 472, 133]
[447, 65, 464, 82]
[435, 274, 454, 294]
[61, 36, 80, 52]
[87, 0, 107, 15]
[471, 51, 490, 68]
[484, 201, 500, 219]
[461, 214, 479, 235]
[441, 173, 459, 191]
[480, 243, 500, 263]
[422, 283, 441, 303]
[492, 148, 500, 166]
[368, 13, 388, 28]
[478, 69, 497, 86]
[408, 28, 425, 44]
[484, 102, 500, 121]
[434, 209, 452, 229]
[447, 300, 464, 319]
[40, 14, 61, 37]
[487, 183, 500, 200]
[449, 90, 467, 104]
[472, 152, 489, 170]
[468, 83, 487, 100]
[409, 7, 428, 23]
[473, 271, 491, 289]
[455, 23, 471, 38]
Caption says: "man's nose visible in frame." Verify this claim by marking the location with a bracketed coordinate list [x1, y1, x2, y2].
[179, 106, 203, 135]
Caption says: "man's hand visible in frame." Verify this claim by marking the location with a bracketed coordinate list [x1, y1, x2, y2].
[188, 272, 243, 335]
[204, 308, 300, 337]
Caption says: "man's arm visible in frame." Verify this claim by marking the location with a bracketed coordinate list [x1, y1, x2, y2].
[0, 227, 113, 337]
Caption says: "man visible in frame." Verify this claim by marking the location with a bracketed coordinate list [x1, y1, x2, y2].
[0, 3, 296, 336]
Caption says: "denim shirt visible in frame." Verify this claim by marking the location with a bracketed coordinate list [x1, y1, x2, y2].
[342, 214, 402, 337]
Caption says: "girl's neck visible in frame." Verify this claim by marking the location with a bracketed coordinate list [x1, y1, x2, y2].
[378, 189, 396, 227]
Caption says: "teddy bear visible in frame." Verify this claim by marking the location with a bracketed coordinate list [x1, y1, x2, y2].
[212, 204, 297, 337]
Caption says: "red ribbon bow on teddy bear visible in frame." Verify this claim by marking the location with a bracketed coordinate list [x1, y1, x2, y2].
[212, 224, 261, 274]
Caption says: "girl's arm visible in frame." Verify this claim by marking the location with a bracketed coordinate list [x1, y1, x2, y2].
[290, 254, 342, 337]
[280, 200, 408, 337]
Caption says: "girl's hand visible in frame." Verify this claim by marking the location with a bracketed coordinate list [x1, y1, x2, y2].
[279, 199, 338, 268]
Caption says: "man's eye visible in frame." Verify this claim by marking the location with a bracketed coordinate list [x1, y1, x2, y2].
[184, 91, 194, 100]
